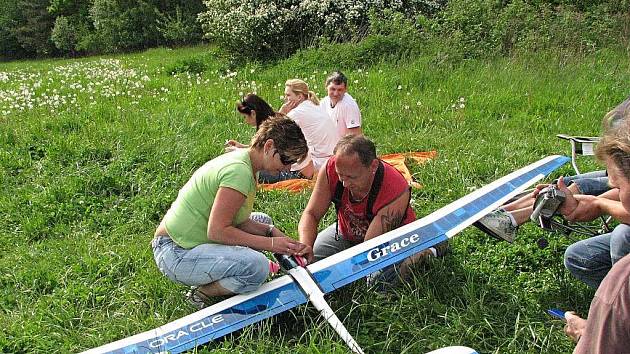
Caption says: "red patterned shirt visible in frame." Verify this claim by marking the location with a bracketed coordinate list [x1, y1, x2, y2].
[326, 156, 416, 242]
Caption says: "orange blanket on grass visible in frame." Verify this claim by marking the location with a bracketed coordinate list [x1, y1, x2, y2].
[259, 151, 437, 193]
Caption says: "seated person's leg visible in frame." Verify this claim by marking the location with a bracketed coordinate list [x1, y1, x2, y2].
[258, 155, 315, 183]
[610, 223, 630, 264]
[478, 175, 606, 242]
[312, 223, 359, 262]
[160, 241, 270, 295]
[564, 233, 613, 289]
[566, 175, 609, 196]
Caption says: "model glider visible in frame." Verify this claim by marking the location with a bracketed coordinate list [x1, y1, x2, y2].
[426, 346, 478, 354]
[83, 155, 569, 354]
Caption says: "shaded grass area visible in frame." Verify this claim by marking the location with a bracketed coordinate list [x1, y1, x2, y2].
[1, 44, 628, 353]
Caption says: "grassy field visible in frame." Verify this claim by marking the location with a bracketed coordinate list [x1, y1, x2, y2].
[1, 44, 629, 353]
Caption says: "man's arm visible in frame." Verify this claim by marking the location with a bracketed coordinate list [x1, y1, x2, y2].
[298, 167, 332, 261]
[363, 188, 411, 242]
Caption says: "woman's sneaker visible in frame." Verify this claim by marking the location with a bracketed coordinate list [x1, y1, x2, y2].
[186, 287, 212, 310]
[473, 210, 518, 243]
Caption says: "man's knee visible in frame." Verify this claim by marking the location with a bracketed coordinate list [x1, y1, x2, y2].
[564, 242, 582, 271]
[610, 224, 630, 263]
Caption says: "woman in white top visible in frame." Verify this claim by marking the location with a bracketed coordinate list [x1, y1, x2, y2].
[262, 79, 337, 182]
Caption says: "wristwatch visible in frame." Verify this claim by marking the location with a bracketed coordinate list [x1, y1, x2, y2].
[265, 224, 274, 237]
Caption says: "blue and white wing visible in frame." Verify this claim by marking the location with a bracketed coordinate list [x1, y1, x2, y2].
[426, 346, 479, 354]
[309, 155, 569, 293]
[83, 275, 307, 354]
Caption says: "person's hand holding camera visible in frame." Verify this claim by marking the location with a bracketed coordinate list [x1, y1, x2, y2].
[557, 177, 602, 222]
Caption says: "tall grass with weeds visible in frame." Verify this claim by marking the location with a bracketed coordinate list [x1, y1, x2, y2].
[1, 43, 629, 353]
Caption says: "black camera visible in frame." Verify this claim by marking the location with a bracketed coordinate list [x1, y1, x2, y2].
[530, 185, 566, 230]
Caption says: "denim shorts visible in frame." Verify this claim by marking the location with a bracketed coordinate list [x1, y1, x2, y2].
[561, 170, 609, 196]
[151, 212, 273, 294]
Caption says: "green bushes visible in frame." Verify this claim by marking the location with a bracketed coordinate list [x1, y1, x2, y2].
[0, 0, 205, 59]
[1, 0, 628, 62]
[198, 0, 443, 60]
[434, 0, 630, 59]
[198, 0, 629, 62]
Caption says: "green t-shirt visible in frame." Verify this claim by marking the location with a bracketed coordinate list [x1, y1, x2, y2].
[164, 149, 256, 249]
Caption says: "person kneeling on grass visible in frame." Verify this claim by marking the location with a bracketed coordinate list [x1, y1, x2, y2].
[297, 135, 448, 291]
[152, 117, 310, 309]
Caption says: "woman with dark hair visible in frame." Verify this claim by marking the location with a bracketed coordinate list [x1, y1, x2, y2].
[152, 117, 309, 308]
[225, 94, 279, 151]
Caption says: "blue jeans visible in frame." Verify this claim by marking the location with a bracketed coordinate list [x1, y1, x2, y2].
[258, 170, 305, 183]
[152, 212, 272, 294]
[561, 170, 609, 196]
[564, 223, 630, 288]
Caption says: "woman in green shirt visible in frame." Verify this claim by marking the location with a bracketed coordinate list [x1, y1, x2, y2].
[152, 117, 309, 308]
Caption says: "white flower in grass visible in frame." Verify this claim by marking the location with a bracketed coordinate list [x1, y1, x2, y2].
[397, 85, 402, 90]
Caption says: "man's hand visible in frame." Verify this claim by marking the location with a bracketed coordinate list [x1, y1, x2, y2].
[295, 243, 314, 264]
[557, 176, 579, 217]
[564, 311, 587, 343]
[531, 183, 551, 199]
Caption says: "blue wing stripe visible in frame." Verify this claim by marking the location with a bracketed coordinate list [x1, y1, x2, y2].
[311, 155, 569, 293]
[86, 278, 308, 354]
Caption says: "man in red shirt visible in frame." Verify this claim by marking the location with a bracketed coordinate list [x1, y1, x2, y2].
[297, 135, 447, 287]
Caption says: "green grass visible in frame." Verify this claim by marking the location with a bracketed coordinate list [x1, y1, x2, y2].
[1, 43, 629, 353]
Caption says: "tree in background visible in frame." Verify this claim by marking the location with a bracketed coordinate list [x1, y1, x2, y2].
[1, 0, 57, 58]
[1, 0, 205, 59]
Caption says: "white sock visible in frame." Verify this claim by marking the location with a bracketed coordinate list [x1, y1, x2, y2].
[506, 212, 518, 227]
[429, 247, 437, 257]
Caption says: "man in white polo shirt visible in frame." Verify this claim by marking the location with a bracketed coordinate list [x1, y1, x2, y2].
[320, 71, 363, 138]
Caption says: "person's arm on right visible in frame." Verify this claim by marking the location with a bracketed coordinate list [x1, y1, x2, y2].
[298, 166, 332, 262]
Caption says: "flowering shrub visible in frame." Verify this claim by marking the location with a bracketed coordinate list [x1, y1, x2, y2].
[198, 0, 445, 59]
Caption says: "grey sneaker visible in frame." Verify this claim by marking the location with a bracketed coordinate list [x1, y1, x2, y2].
[186, 287, 212, 310]
[473, 210, 517, 243]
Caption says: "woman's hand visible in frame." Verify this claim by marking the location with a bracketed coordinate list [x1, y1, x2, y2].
[269, 236, 305, 255]
[224, 139, 247, 152]
[278, 99, 300, 115]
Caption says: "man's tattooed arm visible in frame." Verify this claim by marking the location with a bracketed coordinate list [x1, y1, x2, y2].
[380, 208, 405, 233]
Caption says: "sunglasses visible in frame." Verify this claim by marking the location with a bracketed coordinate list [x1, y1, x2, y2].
[274, 149, 298, 165]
